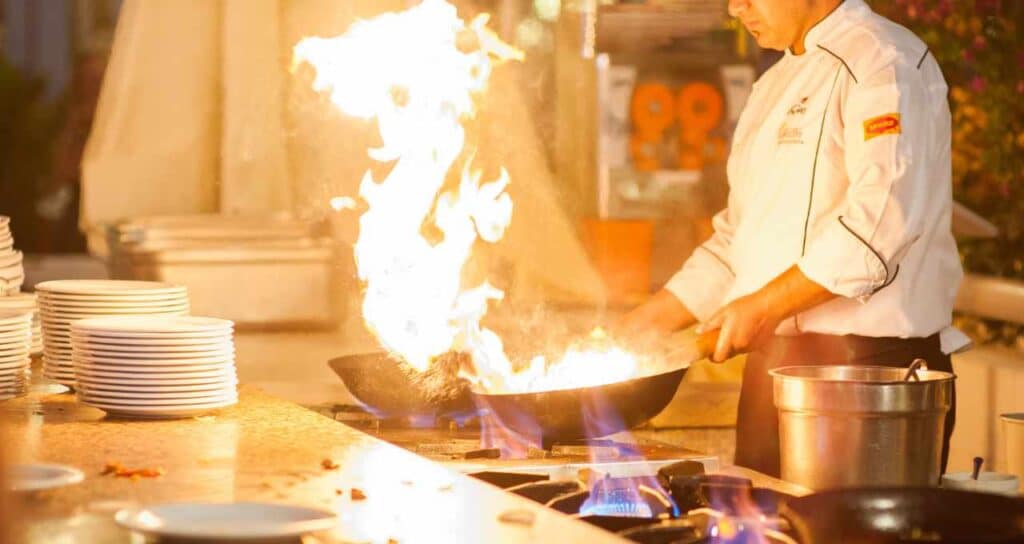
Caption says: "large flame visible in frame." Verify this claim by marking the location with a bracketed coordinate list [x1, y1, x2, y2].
[295, 0, 645, 394]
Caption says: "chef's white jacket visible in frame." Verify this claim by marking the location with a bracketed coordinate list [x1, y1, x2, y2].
[665, 0, 968, 352]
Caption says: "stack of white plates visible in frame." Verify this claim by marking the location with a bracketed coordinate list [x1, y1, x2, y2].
[70, 316, 238, 418]
[0, 293, 42, 355]
[36, 281, 189, 387]
[0, 217, 24, 295]
[0, 310, 33, 399]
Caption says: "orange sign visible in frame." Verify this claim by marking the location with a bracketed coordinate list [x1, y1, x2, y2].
[863, 113, 901, 141]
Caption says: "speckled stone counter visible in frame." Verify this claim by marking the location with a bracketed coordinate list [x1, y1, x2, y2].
[0, 386, 629, 543]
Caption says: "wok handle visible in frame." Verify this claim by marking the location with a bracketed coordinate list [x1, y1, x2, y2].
[694, 328, 721, 359]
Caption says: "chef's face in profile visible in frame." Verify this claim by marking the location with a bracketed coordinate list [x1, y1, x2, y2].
[728, 0, 812, 51]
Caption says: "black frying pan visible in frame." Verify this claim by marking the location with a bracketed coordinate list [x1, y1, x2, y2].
[469, 329, 717, 444]
[331, 330, 716, 438]
[782, 487, 1024, 544]
[328, 353, 475, 417]
[470, 366, 686, 445]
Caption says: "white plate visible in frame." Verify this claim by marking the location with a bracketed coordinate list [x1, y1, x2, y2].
[70, 329, 232, 341]
[70, 340, 234, 353]
[0, 311, 32, 327]
[75, 374, 236, 387]
[72, 316, 234, 335]
[115, 502, 337, 541]
[42, 348, 74, 359]
[0, 350, 30, 361]
[75, 378, 238, 393]
[40, 307, 190, 319]
[41, 366, 74, 378]
[0, 292, 35, 304]
[69, 335, 232, 347]
[72, 348, 235, 360]
[0, 360, 30, 371]
[6, 463, 85, 492]
[36, 280, 186, 297]
[41, 359, 73, 370]
[41, 310, 189, 325]
[41, 316, 189, 330]
[75, 367, 236, 380]
[0, 346, 30, 358]
[0, 328, 32, 338]
[0, 340, 31, 351]
[37, 294, 187, 306]
[71, 353, 235, 366]
[74, 360, 235, 373]
[39, 297, 188, 308]
[84, 398, 238, 419]
[0, 374, 28, 385]
[0, 258, 22, 269]
[39, 305, 191, 317]
[79, 389, 237, 404]
[0, 252, 22, 267]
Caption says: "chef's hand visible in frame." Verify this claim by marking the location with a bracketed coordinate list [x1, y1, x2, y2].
[615, 289, 696, 336]
[699, 291, 782, 363]
[699, 265, 837, 362]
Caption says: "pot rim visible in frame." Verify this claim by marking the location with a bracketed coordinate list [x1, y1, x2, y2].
[769, 364, 956, 384]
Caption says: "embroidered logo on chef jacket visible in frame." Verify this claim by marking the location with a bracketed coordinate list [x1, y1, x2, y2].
[778, 97, 810, 145]
[863, 113, 901, 141]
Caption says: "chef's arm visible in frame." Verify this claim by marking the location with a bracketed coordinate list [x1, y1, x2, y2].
[798, 61, 934, 299]
[619, 202, 739, 334]
[702, 265, 836, 361]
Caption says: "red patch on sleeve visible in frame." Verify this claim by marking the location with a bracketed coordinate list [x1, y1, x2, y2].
[863, 113, 901, 141]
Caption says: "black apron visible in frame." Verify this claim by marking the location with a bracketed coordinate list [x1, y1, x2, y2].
[734, 332, 955, 478]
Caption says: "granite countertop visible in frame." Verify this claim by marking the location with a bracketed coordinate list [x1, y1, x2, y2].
[0, 386, 629, 543]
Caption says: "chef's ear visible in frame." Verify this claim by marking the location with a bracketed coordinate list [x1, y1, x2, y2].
[728, 0, 751, 17]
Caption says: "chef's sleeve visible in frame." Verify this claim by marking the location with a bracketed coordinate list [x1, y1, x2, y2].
[664, 200, 737, 321]
[798, 61, 934, 300]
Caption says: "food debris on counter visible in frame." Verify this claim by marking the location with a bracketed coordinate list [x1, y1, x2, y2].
[101, 462, 165, 479]
[350, 488, 367, 501]
[335, 489, 344, 496]
[321, 458, 340, 470]
[498, 509, 536, 526]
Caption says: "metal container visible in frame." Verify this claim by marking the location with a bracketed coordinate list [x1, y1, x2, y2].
[770, 365, 955, 490]
[106, 215, 341, 329]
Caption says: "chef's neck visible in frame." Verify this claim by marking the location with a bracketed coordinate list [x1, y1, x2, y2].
[789, 0, 843, 55]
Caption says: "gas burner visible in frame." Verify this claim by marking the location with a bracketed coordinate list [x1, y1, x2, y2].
[469, 464, 798, 543]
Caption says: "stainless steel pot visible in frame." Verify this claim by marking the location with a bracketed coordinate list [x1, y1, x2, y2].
[770, 364, 955, 490]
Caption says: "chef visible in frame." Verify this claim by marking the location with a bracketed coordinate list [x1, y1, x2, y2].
[621, 0, 965, 477]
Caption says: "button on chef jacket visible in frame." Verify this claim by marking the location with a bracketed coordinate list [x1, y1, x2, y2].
[665, 0, 969, 353]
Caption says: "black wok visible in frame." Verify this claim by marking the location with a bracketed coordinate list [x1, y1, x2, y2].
[469, 329, 717, 444]
[471, 366, 687, 444]
[782, 487, 1024, 544]
[328, 353, 475, 417]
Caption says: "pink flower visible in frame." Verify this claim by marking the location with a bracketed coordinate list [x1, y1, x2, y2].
[970, 76, 987, 93]
[973, 36, 987, 50]
[963, 49, 975, 63]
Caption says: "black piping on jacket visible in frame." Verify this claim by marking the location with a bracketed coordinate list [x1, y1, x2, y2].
[838, 215, 899, 294]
